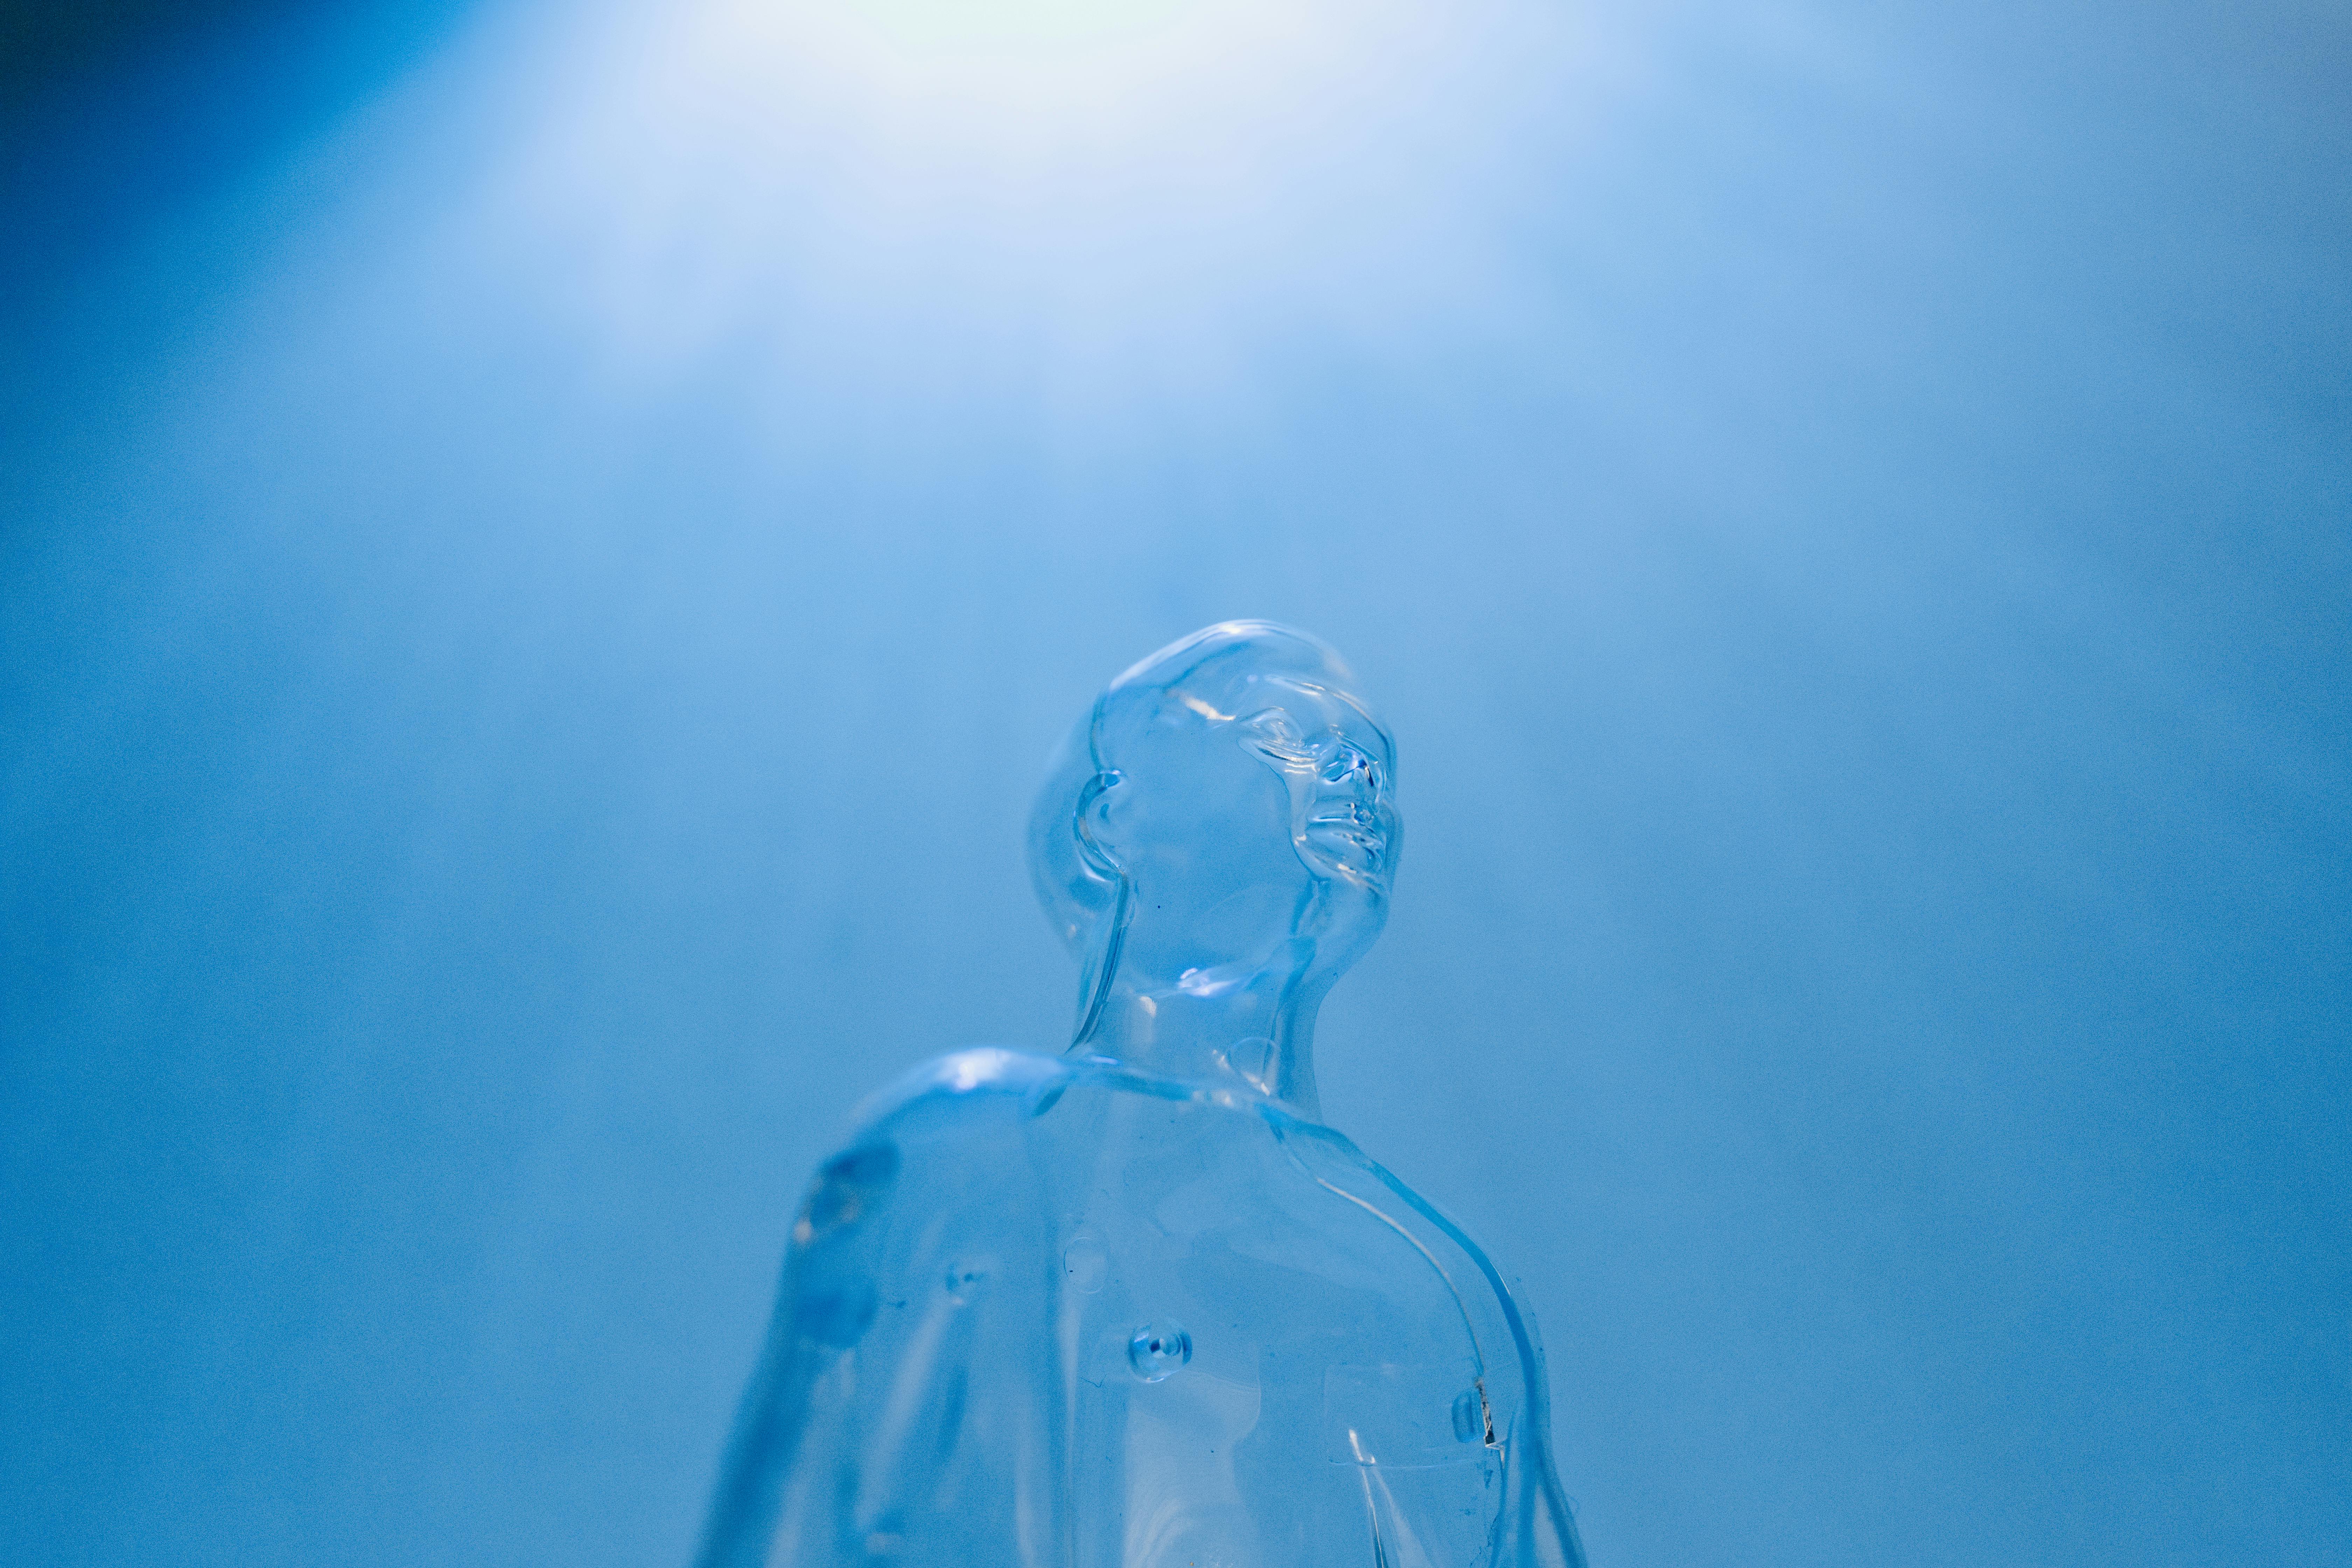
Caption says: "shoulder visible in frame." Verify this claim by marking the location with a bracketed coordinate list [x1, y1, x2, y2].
[782, 1050, 1072, 1339]
[840, 1047, 1270, 1150]
[794, 1048, 1072, 1219]
[846, 1046, 1074, 1145]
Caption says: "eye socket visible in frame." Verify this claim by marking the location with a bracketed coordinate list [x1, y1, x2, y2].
[1242, 708, 1300, 742]
[1239, 708, 1316, 766]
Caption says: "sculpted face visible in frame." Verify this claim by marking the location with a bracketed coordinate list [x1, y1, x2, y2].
[1232, 680, 1394, 892]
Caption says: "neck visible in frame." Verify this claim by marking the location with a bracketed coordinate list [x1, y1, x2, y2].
[1073, 959, 1323, 1118]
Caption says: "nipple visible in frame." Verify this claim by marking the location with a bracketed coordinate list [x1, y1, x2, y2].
[1127, 1323, 1192, 1383]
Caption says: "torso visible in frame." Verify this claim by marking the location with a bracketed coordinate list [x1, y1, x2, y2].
[712, 1049, 1580, 1568]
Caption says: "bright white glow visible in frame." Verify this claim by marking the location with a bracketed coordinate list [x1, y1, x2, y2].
[836, 0, 1192, 50]
[470, 0, 1608, 402]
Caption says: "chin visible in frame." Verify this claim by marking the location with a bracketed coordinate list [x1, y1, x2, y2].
[1306, 851, 1389, 889]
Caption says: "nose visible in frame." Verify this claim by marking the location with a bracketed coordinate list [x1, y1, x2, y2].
[1317, 740, 1380, 794]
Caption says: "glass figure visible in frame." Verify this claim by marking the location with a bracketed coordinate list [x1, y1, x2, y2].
[695, 622, 1587, 1568]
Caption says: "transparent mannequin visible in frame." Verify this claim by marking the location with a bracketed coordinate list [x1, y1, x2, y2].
[694, 623, 1587, 1568]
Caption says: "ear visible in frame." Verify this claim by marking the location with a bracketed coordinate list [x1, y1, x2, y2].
[1074, 769, 1127, 878]
[1070, 769, 1133, 1049]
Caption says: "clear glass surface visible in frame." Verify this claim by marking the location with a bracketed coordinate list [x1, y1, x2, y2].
[698, 623, 1587, 1568]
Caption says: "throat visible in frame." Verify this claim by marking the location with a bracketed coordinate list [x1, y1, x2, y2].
[1075, 974, 1321, 1115]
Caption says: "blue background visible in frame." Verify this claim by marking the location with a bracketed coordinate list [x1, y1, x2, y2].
[3, 0, 2346, 1562]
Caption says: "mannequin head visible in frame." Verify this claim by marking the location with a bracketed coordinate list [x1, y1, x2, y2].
[1029, 622, 1400, 1107]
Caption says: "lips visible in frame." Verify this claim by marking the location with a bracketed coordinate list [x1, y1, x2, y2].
[1306, 805, 1388, 867]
